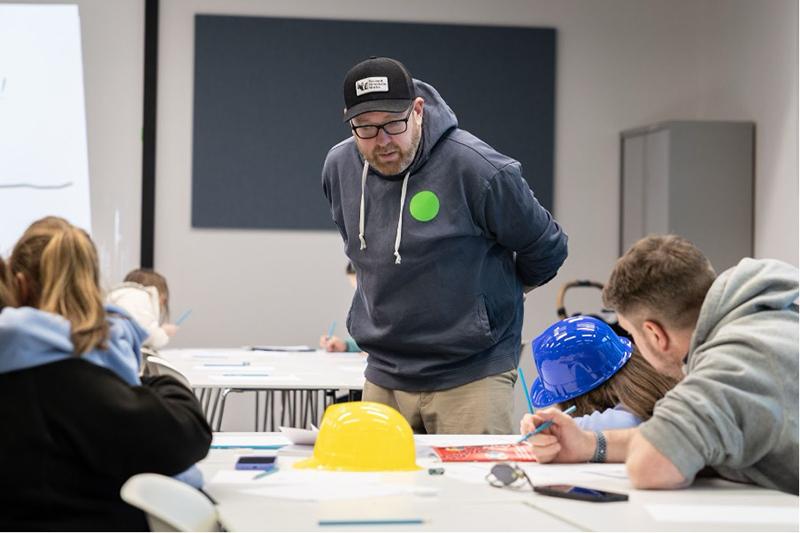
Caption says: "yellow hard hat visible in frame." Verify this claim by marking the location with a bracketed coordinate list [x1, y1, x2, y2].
[294, 401, 420, 472]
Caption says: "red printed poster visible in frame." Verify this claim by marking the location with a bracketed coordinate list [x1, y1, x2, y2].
[432, 444, 538, 462]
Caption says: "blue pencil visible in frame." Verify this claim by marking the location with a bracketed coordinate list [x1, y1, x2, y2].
[517, 366, 535, 414]
[319, 519, 424, 526]
[326, 321, 337, 339]
[517, 405, 577, 443]
[175, 309, 192, 325]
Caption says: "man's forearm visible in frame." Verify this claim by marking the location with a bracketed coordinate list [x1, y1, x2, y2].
[602, 428, 636, 462]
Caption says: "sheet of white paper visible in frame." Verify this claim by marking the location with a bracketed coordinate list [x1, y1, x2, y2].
[211, 433, 290, 449]
[237, 469, 434, 501]
[645, 504, 798, 524]
[248, 345, 314, 352]
[207, 373, 300, 382]
[415, 434, 521, 448]
[279, 426, 319, 445]
[210, 470, 271, 484]
[339, 364, 367, 373]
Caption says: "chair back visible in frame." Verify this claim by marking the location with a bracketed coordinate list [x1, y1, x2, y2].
[147, 356, 192, 389]
[121, 473, 219, 532]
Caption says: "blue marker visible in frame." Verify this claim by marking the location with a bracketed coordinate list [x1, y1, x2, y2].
[517, 405, 577, 443]
[175, 309, 192, 325]
[325, 321, 337, 340]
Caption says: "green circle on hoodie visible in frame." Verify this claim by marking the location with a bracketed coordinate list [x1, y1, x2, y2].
[409, 190, 440, 222]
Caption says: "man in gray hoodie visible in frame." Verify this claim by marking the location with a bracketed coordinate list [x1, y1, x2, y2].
[322, 57, 567, 433]
[525, 235, 798, 494]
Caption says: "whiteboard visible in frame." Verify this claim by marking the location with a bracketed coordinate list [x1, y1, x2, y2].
[0, 4, 91, 255]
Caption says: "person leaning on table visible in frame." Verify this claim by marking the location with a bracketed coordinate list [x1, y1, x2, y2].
[522, 235, 799, 494]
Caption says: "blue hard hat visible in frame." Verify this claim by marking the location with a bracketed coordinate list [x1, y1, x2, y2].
[529, 316, 633, 408]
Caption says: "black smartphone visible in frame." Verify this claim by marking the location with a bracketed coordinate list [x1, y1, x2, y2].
[235, 455, 277, 471]
[533, 484, 628, 502]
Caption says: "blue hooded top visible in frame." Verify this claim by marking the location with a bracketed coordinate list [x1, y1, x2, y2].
[322, 80, 568, 391]
[0, 303, 205, 488]
[0, 304, 146, 385]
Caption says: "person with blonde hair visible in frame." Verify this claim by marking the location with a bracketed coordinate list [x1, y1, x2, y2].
[0, 216, 211, 530]
[520, 316, 677, 434]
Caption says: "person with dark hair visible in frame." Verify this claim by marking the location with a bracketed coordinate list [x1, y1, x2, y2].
[520, 316, 677, 434]
[322, 57, 568, 433]
[523, 235, 798, 495]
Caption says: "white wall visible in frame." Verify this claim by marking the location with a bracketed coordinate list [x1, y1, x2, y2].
[696, 0, 798, 265]
[149, 0, 796, 428]
[3, 0, 145, 285]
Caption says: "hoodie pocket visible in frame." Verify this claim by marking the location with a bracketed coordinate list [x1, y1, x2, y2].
[349, 293, 497, 356]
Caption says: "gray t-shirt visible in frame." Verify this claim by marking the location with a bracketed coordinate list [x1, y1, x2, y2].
[639, 258, 799, 494]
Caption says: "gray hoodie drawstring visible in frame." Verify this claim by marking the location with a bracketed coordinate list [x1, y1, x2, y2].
[358, 160, 368, 250]
[357, 160, 410, 264]
[394, 172, 410, 264]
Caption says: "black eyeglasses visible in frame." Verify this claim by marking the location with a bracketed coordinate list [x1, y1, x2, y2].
[350, 109, 413, 139]
[485, 462, 535, 491]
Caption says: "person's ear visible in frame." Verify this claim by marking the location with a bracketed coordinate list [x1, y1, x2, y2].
[641, 319, 669, 353]
[413, 97, 424, 120]
[15, 272, 30, 306]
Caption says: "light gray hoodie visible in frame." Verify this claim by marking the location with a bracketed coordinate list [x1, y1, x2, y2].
[639, 258, 799, 494]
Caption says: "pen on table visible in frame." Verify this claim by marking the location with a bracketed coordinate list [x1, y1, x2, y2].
[253, 466, 279, 480]
[318, 519, 424, 526]
[517, 366, 535, 414]
[175, 309, 192, 326]
[517, 405, 577, 443]
[325, 321, 337, 340]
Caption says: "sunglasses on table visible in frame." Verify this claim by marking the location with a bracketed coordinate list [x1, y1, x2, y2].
[485, 462, 535, 491]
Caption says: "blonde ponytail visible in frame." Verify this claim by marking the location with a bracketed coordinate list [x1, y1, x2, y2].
[10, 217, 108, 355]
[0, 257, 16, 309]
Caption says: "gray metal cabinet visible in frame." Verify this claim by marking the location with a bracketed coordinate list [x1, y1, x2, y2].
[620, 121, 754, 271]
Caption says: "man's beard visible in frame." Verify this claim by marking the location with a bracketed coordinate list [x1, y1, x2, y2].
[360, 124, 421, 176]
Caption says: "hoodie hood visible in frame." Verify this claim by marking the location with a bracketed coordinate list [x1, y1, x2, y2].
[353, 80, 459, 263]
[407, 79, 458, 175]
[0, 304, 147, 385]
[690, 258, 799, 353]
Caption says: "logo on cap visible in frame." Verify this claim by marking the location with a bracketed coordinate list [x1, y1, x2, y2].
[355, 76, 389, 96]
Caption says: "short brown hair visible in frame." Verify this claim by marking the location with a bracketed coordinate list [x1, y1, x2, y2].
[569, 347, 678, 420]
[603, 235, 716, 329]
[124, 269, 170, 320]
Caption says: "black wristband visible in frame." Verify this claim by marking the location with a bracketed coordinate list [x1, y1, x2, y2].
[591, 431, 607, 463]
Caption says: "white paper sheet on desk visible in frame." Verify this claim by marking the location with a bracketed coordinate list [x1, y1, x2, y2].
[211, 433, 291, 449]
[238, 470, 436, 501]
[441, 463, 629, 485]
[210, 470, 272, 484]
[415, 434, 520, 448]
[645, 504, 798, 524]
[247, 345, 314, 352]
[207, 373, 300, 382]
[279, 426, 318, 445]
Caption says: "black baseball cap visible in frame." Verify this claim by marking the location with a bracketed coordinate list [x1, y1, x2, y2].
[342, 57, 415, 122]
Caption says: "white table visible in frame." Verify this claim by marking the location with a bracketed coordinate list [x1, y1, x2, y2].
[199, 433, 799, 532]
[159, 349, 367, 430]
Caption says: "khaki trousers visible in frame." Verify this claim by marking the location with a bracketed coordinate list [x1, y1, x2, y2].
[362, 369, 517, 434]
